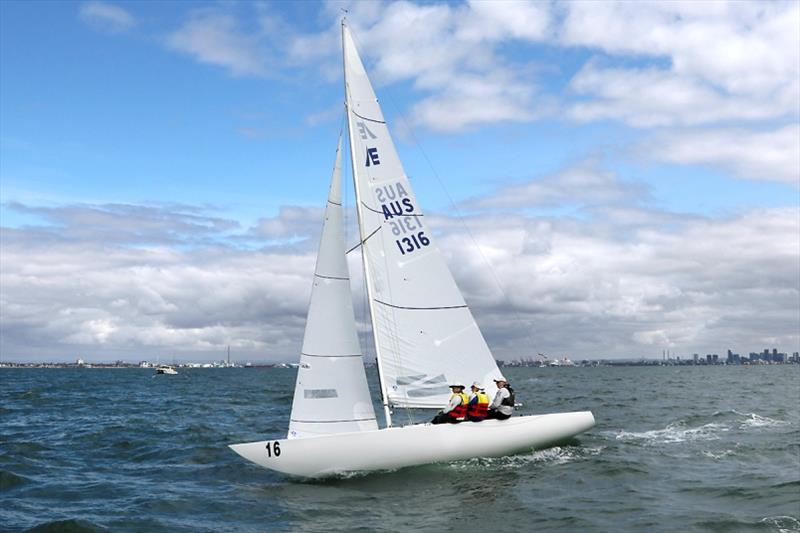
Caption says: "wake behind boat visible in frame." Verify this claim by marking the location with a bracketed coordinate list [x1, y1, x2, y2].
[230, 20, 594, 478]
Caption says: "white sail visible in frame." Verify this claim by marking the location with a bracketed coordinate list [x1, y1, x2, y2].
[342, 24, 502, 410]
[287, 136, 379, 438]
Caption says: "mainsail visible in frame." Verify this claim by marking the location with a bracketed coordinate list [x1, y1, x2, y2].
[342, 23, 502, 414]
[287, 136, 378, 438]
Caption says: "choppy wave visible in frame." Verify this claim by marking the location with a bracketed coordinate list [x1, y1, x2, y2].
[701, 449, 736, 460]
[2, 366, 798, 532]
[302, 446, 606, 480]
[761, 516, 800, 533]
[613, 422, 728, 444]
[733, 411, 790, 429]
[0, 469, 30, 491]
[613, 409, 790, 446]
[450, 446, 604, 470]
[25, 519, 107, 532]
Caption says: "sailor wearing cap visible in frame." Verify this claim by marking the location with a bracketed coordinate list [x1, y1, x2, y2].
[466, 381, 490, 422]
[431, 383, 469, 424]
[486, 376, 515, 420]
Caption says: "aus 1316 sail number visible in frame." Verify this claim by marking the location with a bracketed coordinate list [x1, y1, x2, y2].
[396, 231, 429, 255]
[389, 216, 429, 256]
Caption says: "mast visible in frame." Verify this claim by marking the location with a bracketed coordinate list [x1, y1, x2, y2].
[342, 19, 393, 428]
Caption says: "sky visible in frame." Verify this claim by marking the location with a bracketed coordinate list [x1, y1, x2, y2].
[1, 0, 798, 363]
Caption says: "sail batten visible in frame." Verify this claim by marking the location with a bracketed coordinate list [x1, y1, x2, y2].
[342, 22, 503, 411]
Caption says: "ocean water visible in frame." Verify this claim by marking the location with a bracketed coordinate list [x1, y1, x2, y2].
[1, 365, 798, 532]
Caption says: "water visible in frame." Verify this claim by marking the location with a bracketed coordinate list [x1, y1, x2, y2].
[1, 366, 798, 532]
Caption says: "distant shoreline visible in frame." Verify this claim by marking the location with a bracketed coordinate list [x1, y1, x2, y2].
[2, 361, 798, 369]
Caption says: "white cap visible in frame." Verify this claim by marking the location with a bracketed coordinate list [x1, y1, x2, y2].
[471, 381, 483, 389]
[493, 376, 508, 383]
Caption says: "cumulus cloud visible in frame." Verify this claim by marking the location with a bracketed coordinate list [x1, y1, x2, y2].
[79, 1, 136, 33]
[561, 1, 800, 127]
[160, 1, 798, 141]
[567, 64, 796, 127]
[166, 11, 275, 77]
[2, 181, 797, 362]
[249, 206, 324, 245]
[462, 158, 650, 210]
[0, 203, 317, 362]
[645, 124, 800, 185]
[436, 206, 799, 359]
[7, 2, 800, 362]
[290, 0, 551, 132]
[5, 202, 239, 245]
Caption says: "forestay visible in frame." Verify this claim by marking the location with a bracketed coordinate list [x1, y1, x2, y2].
[342, 24, 502, 410]
[288, 137, 378, 438]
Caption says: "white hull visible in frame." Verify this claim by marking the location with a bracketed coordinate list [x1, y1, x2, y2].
[230, 411, 595, 478]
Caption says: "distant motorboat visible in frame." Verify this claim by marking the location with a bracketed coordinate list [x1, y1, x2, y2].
[155, 365, 177, 375]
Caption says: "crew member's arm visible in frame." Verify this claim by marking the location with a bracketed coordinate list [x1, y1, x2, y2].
[490, 389, 507, 409]
[442, 395, 460, 414]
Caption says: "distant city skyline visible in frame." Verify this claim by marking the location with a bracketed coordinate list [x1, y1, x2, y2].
[1, 1, 798, 362]
[3, 346, 799, 366]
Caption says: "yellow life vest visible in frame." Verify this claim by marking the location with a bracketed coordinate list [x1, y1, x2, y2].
[448, 391, 469, 420]
[467, 391, 490, 419]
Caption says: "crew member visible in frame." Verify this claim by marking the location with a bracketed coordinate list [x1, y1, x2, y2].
[487, 376, 514, 420]
[431, 384, 469, 424]
[466, 381, 490, 422]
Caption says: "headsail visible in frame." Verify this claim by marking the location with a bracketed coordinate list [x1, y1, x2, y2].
[342, 23, 502, 412]
[288, 135, 379, 438]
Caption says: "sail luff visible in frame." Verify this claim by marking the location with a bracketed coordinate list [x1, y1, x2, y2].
[342, 20, 393, 428]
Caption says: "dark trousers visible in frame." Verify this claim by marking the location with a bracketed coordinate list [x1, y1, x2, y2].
[431, 413, 461, 424]
[486, 409, 511, 420]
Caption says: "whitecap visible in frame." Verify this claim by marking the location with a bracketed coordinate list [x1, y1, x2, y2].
[701, 449, 735, 460]
[449, 446, 604, 470]
[760, 515, 800, 533]
[613, 422, 729, 445]
[733, 411, 789, 429]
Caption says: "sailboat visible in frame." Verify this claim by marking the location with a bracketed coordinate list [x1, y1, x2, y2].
[230, 21, 594, 478]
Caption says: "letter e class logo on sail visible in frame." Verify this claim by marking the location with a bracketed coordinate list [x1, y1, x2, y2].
[366, 147, 380, 167]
